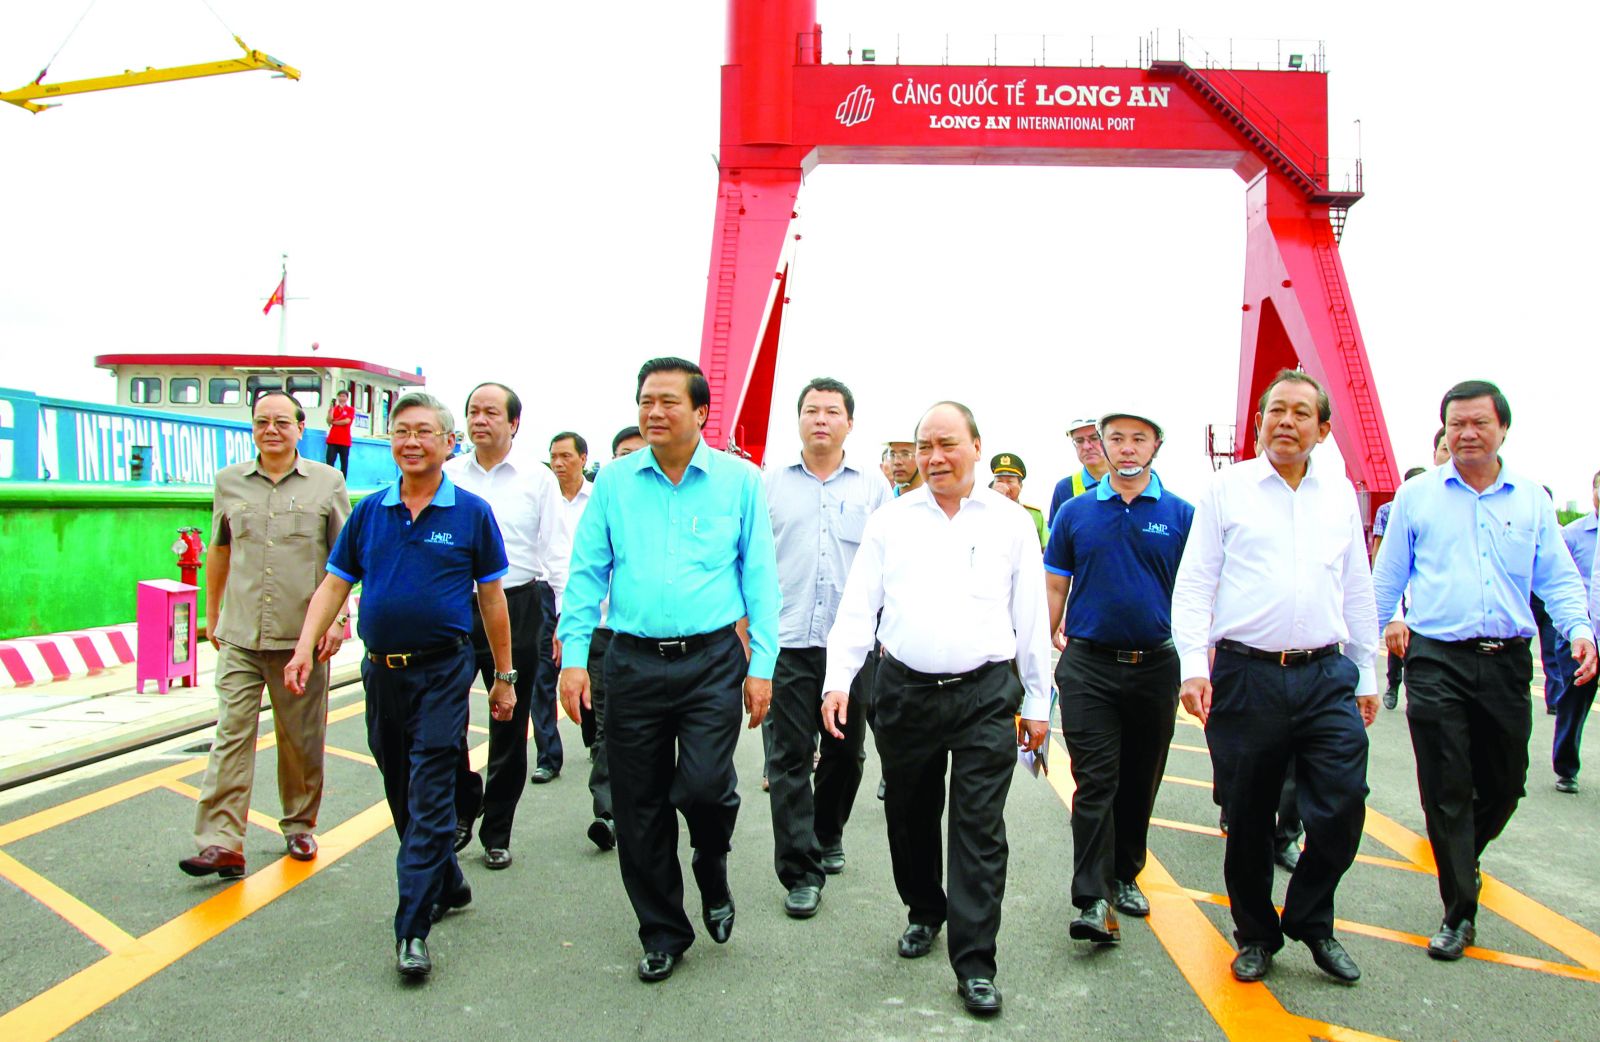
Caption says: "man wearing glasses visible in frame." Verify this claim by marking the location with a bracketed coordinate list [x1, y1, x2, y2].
[885, 439, 923, 496]
[1047, 417, 1110, 527]
[287, 392, 517, 981]
[182, 391, 351, 881]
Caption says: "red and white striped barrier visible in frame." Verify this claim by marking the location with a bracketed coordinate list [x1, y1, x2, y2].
[0, 625, 138, 688]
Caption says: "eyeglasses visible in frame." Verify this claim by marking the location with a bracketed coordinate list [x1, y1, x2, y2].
[886, 449, 914, 460]
[252, 419, 298, 431]
[390, 428, 444, 443]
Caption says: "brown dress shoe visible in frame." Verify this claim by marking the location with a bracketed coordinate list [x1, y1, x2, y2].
[180, 845, 246, 878]
[285, 833, 318, 861]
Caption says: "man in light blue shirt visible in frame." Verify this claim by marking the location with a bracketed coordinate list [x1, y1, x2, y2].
[1372, 380, 1596, 962]
[556, 357, 780, 984]
[764, 377, 890, 919]
[1552, 470, 1600, 792]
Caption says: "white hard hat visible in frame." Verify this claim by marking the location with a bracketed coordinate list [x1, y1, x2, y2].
[1065, 417, 1099, 435]
[1099, 410, 1165, 441]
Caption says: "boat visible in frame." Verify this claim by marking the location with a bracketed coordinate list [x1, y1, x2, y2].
[0, 352, 423, 639]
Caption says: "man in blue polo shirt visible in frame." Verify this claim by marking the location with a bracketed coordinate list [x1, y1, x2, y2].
[1553, 470, 1600, 792]
[286, 391, 516, 982]
[1044, 408, 1193, 946]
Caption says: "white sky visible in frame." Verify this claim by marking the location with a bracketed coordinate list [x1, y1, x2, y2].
[2, 1, 1595, 509]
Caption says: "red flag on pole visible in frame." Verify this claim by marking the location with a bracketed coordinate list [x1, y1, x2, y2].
[263, 276, 286, 315]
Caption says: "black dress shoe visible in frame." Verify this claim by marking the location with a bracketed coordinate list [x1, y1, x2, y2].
[1068, 900, 1121, 944]
[452, 807, 481, 853]
[396, 937, 431, 978]
[784, 885, 822, 919]
[1306, 937, 1361, 983]
[637, 950, 677, 982]
[529, 766, 559, 784]
[1427, 919, 1475, 960]
[429, 881, 473, 923]
[1382, 686, 1399, 710]
[1231, 945, 1272, 982]
[587, 818, 616, 851]
[877, 779, 887, 801]
[1113, 880, 1149, 918]
[956, 977, 1002, 1016]
[1275, 843, 1301, 872]
[703, 898, 735, 943]
[819, 847, 846, 874]
[898, 923, 940, 959]
[483, 847, 513, 870]
[1556, 776, 1579, 794]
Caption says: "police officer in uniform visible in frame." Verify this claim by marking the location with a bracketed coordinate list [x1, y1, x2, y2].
[989, 453, 1046, 548]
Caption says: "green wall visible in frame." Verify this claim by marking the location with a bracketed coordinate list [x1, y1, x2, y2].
[0, 484, 366, 640]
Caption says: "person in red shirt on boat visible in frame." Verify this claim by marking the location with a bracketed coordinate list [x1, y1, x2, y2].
[325, 389, 355, 477]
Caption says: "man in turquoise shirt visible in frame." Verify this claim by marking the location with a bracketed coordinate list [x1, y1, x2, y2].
[558, 357, 780, 984]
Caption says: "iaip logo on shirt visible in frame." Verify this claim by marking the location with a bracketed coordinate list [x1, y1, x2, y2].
[425, 531, 455, 545]
[1142, 522, 1171, 536]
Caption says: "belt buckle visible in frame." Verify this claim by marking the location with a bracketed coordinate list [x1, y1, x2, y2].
[1278, 650, 1309, 667]
[657, 639, 688, 660]
[935, 675, 964, 688]
[1116, 650, 1142, 664]
[384, 652, 411, 669]
[1475, 639, 1505, 655]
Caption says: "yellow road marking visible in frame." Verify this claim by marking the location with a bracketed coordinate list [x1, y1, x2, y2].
[160, 781, 282, 835]
[323, 745, 379, 767]
[1171, 742, 1210, 754]
[0, 799, 396, 1042]
[1146, 816, 1431, 875]
[0, 850, 135, 953]
[1043, 738, 1396, 1042]
[1172, 886, 1600, 984]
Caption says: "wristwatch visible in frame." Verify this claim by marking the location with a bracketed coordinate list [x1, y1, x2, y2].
[335, 613, 350, 627]
[493, 669, 519, 685]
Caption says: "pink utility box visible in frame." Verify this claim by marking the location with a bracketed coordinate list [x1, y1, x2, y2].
[136, 579, 199, 693]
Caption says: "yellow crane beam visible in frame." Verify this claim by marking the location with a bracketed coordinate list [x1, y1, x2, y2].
[1, 36, 298, 114]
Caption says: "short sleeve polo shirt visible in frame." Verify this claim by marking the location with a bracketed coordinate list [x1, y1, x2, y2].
[327, 475, 509, 652]
[1044, 472, 1195, 649]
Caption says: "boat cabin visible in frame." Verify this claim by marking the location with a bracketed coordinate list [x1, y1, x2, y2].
[93, 353, 424, 437]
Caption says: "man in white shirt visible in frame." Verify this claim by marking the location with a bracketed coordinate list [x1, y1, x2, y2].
[823, 401, 1051, 1019]
[1172, 369, 1379, 987]
[550, 431, 594, 741]
[765, 378, 890, 920]
[443, 382, 570, 869]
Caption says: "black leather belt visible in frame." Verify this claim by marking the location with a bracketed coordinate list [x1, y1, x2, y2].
[367, 635, 470, 669]
[1072, 638, 1173, 664]
[1216, 638, 1339, 667]
[503, 582, 538, 599]
[884, 653, 1011, 688]
[1437, 635, 1529, 655]
[612, 625, 734, 662]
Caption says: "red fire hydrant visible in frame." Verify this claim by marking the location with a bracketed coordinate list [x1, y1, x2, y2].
[173, 527, 205, 588]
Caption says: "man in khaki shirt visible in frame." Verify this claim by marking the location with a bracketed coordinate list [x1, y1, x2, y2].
[180, 391, 352, 879]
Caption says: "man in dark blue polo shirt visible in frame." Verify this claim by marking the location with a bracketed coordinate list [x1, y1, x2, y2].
[1044, 408, 1193, 946]
[287, 391, 516, 982]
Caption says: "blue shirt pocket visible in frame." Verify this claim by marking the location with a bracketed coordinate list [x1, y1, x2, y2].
[690, 514, 740, 571]
[1496, 527, 1535, 586]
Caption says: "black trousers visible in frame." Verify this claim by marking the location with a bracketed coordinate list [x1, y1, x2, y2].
[876, 654, 1021, 981]
[768, 647, 868, 890]
[1405, 634, 1533, 924]
[452, 582, 542, 848]
[606, 626, 746, 954]
[1208, 647, 1368, 950]
[1056, 642, 1179, 907]
[363, 644, 474, 941]
[587, 628, 613, 821]
[530, 582, 564, 773]
[324, 442, 349, 477]
[1217, 767, 1303, 851]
